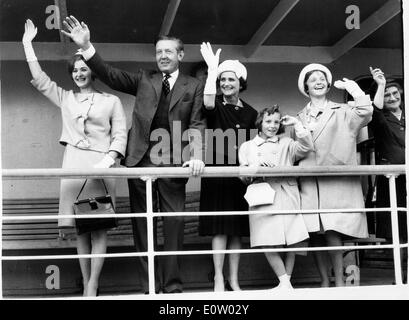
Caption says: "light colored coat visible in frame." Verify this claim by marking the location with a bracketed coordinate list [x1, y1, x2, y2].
[296, 96, 373, 238]
[239, 126, 313, 247]
[31, 71, 127, 157]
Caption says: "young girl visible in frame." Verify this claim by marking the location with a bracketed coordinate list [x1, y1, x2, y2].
[238, 106, 312, 289]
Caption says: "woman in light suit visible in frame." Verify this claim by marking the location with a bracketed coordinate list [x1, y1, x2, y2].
[23, 19, 127, 296]
[295, 64, 373, 287]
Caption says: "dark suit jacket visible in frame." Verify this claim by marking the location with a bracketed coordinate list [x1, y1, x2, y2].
[86, 52, 206, 167]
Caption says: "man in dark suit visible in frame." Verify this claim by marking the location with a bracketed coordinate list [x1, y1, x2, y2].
[62, 16, 206, 293]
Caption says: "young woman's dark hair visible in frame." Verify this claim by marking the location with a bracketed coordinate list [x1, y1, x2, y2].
[255, 105, 285, 134]
[303, 70, 331, 95]
[67, 54, 96, 81]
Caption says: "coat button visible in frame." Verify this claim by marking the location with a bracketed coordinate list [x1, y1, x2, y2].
[400, 127, 404, 131]
[233, 145, 238, 150]
[235, 107, 239, 110]
[236, 124, 240, 128]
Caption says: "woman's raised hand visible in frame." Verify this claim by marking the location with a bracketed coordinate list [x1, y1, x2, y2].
[334, 78, 365, 98]
[200, 42, 221, 71]
[61, 15, 91, 50]
[280, 115, 299, 127]
[22, 19, 37, 44]
[370, 67, 386, 87]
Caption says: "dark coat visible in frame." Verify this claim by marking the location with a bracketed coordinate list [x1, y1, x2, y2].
[369, 106, 405, 165]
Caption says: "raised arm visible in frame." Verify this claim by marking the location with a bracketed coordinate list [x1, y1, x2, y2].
[23, 19, 67, 107]
[199, 42, 221, 109]
[334, 78, 373, 130]
[22, 19, 42, 80]
[369, 66, 386, 110]
[61, 16, 139, 95]
[281, 116, 314, 162]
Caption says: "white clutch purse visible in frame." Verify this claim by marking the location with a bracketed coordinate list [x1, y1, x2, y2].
[244, 182, 276, 207]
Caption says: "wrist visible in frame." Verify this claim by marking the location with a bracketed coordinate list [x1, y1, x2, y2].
[350, 89, 365, 98]
[81, 41, 92, 51]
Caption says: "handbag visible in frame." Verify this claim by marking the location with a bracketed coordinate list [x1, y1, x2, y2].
[244, 182, 276, 207]
[73, 179, 117, 235]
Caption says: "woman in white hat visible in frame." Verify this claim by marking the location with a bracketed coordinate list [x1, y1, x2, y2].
[198, 42, 258, 291]
[295, 63, 372, 287]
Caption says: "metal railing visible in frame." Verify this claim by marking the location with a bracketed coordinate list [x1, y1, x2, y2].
[1, 165, 408, 298]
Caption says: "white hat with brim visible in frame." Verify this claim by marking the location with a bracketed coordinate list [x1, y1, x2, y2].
[217, 60, 247, 81]
[298, 63, 332, 97]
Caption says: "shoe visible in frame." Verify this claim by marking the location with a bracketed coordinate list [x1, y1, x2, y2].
[163, 288, 183, 294]
[225, 281, 232, 291]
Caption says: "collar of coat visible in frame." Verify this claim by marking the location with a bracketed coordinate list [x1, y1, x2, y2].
[384, 108, 405, 126]
[253, 134, 279, 146]
[297, 100, 341, 142]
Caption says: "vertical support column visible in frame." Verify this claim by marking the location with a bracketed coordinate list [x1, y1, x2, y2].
[0, 188, 3, 299]
[145, 178, 156, 295]
[388, 174, 403, 285]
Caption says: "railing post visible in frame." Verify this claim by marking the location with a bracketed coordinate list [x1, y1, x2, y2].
[387, 174, 403, 285]
[145, 178, 156, 295]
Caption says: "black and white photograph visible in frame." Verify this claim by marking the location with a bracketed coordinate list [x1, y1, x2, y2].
[0, 0, 408, 308]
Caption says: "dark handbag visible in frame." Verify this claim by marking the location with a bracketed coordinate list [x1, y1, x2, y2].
[73, 179, 117, 235]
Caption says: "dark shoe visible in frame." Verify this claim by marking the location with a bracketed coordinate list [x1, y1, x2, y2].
[225, 281, 233, 291]
[163, 288, 183, 294]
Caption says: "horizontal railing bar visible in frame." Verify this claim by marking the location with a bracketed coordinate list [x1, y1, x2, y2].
[2, 207, 407, 221]
[1, 243, 404, 261]
[1, 165, 406, 180]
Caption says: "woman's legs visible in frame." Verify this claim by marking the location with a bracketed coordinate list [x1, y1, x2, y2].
[76, 232, 92, 296]
[227, 236, 242, 290]
[310, 233, 331, 287]
[325, 231, 344, 287]
[212, 234, 228, 291]
[87, 229, 108, 296]
[285, 252, 296, 279]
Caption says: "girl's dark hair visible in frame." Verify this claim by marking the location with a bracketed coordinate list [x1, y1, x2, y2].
[303, 70, 330, 95]
[255, 105, 284, 134]
[67, 55, 96, 81]
[217, 76, 248, 92]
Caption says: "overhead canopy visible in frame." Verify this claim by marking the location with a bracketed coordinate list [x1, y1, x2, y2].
[0, 0, 403, 63]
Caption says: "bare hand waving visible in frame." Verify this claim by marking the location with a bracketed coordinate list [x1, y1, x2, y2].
[61, 15, 91, 50]
[369, 67, 386, 87]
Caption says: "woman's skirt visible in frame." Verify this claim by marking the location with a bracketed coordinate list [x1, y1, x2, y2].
[58, 144, 116, 229]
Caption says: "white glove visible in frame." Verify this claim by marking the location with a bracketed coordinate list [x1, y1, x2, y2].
[200, 42, 221, 95]
[334, 78, 365, 98]
[200, 42, 221, 71]
[94, 154, 115, 169]
[22, 19, 38, 62]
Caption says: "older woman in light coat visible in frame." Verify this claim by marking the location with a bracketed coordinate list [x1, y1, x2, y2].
[295, 63, 372, 287]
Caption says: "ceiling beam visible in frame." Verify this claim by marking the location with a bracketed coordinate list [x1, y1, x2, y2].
[244, 0, 300, 58]
[55, 0, 69, 43]
[0, 41, 336, 64]
[330, 0, 401, 61]
[159, 0, 182, 36]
